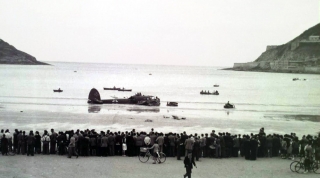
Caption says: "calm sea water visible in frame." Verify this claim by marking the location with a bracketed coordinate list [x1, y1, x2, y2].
[0, 62, 319, 135]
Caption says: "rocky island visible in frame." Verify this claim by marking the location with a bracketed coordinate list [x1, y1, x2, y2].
[0, 39, 48, 65]
[228, 23, 320, 74]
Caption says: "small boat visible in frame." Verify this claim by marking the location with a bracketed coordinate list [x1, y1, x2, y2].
[149, 73, 152, 75]
[224, 103, 235, 109]
[292, 78, 299, 81]
[53, 88, 63, 92]
[118, 88, 132, 92]
[167, 102, 178, 107]
[213, 84, 219, 87]
[200, 91, 219, 95]
[104, 87, 120, 90]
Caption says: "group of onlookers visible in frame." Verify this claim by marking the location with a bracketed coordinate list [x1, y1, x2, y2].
[0, 127, 319, 163]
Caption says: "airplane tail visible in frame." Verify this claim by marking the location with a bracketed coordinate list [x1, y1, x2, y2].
[88, 88, 103, 104]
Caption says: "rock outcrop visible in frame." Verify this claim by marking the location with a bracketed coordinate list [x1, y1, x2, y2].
[229, 23, 320, 74]
[0, 39, 48, 65]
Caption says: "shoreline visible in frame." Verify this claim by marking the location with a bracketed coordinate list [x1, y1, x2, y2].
[0, 108, 319, 138]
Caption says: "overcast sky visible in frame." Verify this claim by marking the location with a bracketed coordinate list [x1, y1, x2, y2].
[0, 0, 319, 67]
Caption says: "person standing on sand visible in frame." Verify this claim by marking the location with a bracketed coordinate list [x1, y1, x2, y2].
[34, 131, 41, 154]
[114, 132, 122, 156]
[68, 134, 78, 158]
[13, 129, 19, 153]
[183, 151, 197, 178]
[27, 131, 35, 156]
[42, 132, 50, 155]
[5, 129, 12, 152]
[1, 134, 8, 155]
[101, 132, 108, 157]
[185, 135, 194, 156]
[108, 133, 115, 156]
[50, 129, 58, 154]
[122, 133, 127, 156]
[168, 132, 175, 157]
[266, 135, 273, 157]
[156, 133, 164, 153]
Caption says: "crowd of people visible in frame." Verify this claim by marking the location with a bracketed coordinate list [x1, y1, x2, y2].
[0, 127, 319, 164]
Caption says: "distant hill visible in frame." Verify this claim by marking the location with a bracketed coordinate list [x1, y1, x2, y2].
[229, 23, 320, 74]
[0, 39, 48, 65]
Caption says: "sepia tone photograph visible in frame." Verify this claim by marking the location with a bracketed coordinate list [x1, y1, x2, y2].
[0, 0, 319, 177]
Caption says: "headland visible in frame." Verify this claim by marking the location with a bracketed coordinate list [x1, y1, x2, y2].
[226, 23, 320, 74]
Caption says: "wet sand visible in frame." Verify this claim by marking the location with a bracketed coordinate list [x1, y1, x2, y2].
[0, 154, 319, 178]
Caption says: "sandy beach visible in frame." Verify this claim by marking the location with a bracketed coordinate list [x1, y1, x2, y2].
[0, 154, 319, 178]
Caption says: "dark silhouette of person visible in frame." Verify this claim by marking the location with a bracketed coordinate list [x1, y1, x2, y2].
[1, 134, 8, 155]
[183, 152, 197, 178]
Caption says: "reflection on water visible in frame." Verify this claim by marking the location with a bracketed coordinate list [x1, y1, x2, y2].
[88, 105, 102, 113]
[127, 108, 160, 113]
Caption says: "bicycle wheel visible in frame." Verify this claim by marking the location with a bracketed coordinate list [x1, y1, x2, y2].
[157, 152, 166, 163]
[313, 162, 320, 174]
[290, 161, 299, 172]
[295, 162, 305, 173]
[139, 152, 150, 163]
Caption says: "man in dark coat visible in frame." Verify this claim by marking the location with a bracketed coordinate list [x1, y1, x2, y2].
[27, 132, 35, 156]
[57, 132, 66, 155]
[168, 132, 175, 157]
[34, 131, 42, 154]
[13, 129, 19, 153]
[114, 132, 122, 156]
[272, 134, 281, 157]
[183, 152, 197, 178]
[1, 134, 8, 155]
[250, 136, 258, 160]
[126, 133, 135, 157]
[193, 137, 201, 161]
[224, 133, 233, 158]
[108, 133, 115, 156]
[243, 136, 251, 160]
[50, 129, 58, 154]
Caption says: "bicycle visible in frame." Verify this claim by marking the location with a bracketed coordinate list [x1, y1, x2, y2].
[290, 157, 305, 172]
[294, 157, 320, 174]
[0, 146, 16, 156]
[138, 147, 166, 163]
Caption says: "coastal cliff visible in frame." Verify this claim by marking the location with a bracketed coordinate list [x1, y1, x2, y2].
[230, 23, 320, 74]
[0, 39, 48, 65]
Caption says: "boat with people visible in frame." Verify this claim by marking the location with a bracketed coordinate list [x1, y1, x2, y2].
[200, 90, 219, 95]
[167, 102, 178, 107]
[213, 84, 219, 87]
[88, 88, 160, 106]
[224, 101, 235, 109]
[104, 86, 120, 90]
[53, 88, 63, 92]
[118, 88, 132, 92]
